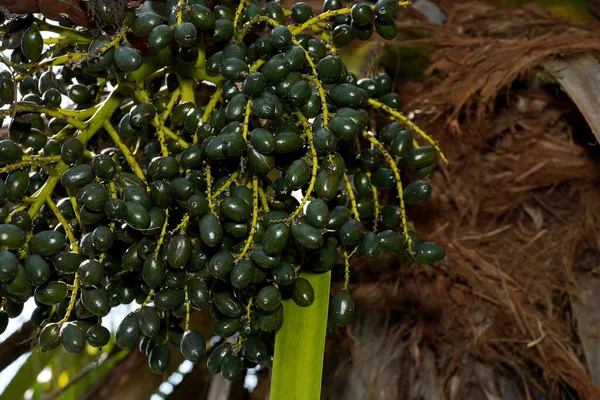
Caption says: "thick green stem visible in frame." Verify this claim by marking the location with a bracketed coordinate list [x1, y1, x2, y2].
[26, 88, 125, 218]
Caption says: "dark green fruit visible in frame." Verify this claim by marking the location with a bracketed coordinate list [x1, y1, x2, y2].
[34, 281, 68, 305]
[313, 128, 336, 154]
[30, 231, 64, 256]
[207, 249, 234, 279]
[330, 290, 354, 325]
[230, 259, 254, 289]
[222, 354, 244, 381]
[306, 199, 329, 229]
[256, 285, 281, 312]
[403, 180, 432, 205]
[220, 197, 252, 222]
[414, 241, 445, 263]
[86, 324, 110, 348]
[40, 323, 61, 352]
[292, 278, 314, 307]
[81, 286, 110, 317]
[149, 25, 173, 51]
[61, 322, 86, 353]
[189, 5, 215, 31]
[114, 46, 142, 72]
[149, 344, 171, 374]
[138, 306, 161, 337]
[78, 259, 103, 285]
[317, 56, 343, 84]
[61, 138, 84, 164]
[262, 223, 289, 255]
[257, 304, 283, 332]
[352, 3, 374, 25]
[125, 202, 151, 230]
[329, 116, 359, 141]
[315, 169, 340, 201]
[0, 250, 18, 281]
[213, 19, 234, 42]
[407, 146, 438, 169]
[371, 167, 395, 189]
[154, 288, 185, 309]
[220, 58, 249, 82]
[243, 336, 267, 363]
[61, 164, 95, 189]
[21, 27, 43, 61]
[116, 313, 140, 349]
[291, 2, 313, 23]
[375, 18, 397, 40]
[181, 330, 206, 363]
[133, 13, 162, 37]
[359, 232, 380, 258]
[207, 343, 232, 373]
[213, 292, 243, 318]
[285, 159, 310, 190]
[250, 246, 280, 269]
[7, 170, 30, 201]
[0, 140, 23, 164]
[291, 223, 323, 249]
[378, 230, 405, 253]
[271, 25, 292, 49]
[339, 219, 363, 247]
[142, 258, 166, 289]
[167, 234, 192, 268]
[329, 83, 367, 108]
[188, 277, 209, 307]
[199, 214, 223, 247]
[23, 254, 50, 285]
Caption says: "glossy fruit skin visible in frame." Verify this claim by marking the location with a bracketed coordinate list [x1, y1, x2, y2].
[154, 288, 185, 310]
[86, 324, 110, 348]
[214, 292, 244, 318]
[199, 214, 223, 247]
[34, 281, 68, 305]
[207, 343, 232, 373]
[213, 318, 241, 337]
[149, 344, 171, 374]
[116, 313, 141, 349]
[40, 323, 61, 352]
[256, 285, 281, 312]
[0, 250, 18, 282]
[115, 46, 142, 72]
[61, 322, 86, 354]
[167, 234, 192, 268]
[30, 231, 65, 256]
[292, 278, 315, 307]
[262, 222, 290, 256]
[149, 25, 173, 51]
[222, 354, 244, 381]
[414, 241, 446, 263]
[291, 2, 314, 23]
[181, 330, 206, 363]
[138, 306, 161, 337]
[330, 290, 354, 325]
[207, 249, 235, 279]
[359, 231, 380, 259]
[189, 5, 215, 31]
[81, 286, 111, 317]
[133, 13, 162, 37]
[21, 27, 43, 61]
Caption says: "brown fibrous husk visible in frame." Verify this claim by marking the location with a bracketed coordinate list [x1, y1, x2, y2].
[329, 3, 600, 399]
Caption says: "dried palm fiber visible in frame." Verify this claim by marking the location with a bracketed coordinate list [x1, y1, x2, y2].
[392, 2, 600, 124]
[321, 3, 600, 399]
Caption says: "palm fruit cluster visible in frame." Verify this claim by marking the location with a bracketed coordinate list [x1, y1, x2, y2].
[0, 0, 445, 380]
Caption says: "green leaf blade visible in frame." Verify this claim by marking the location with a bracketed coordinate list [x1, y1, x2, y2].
[271, 271, 331, 400]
